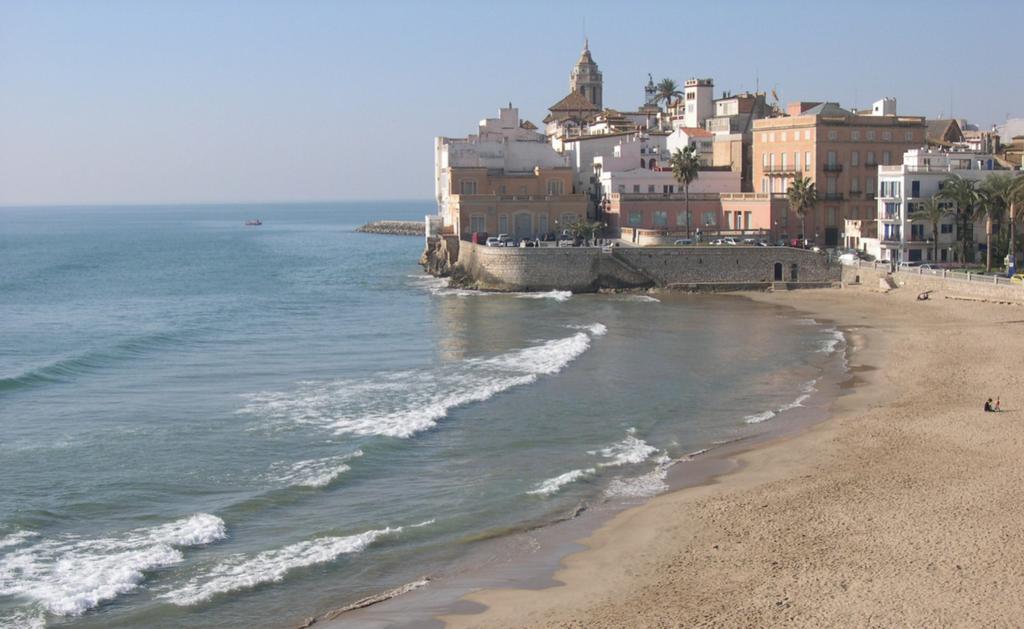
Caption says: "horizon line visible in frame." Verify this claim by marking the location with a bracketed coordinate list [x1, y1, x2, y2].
[0, 197, 436, 210]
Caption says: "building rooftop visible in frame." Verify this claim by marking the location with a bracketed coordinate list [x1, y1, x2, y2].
[802, 102, 853, 117]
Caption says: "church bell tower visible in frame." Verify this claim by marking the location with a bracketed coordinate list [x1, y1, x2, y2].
[569, 39, 603, 110]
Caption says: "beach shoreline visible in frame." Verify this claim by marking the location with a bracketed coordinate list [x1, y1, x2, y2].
[312, 291, 854, 628]
[436, 284, 1024, 627]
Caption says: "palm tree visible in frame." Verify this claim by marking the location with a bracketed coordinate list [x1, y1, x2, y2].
[908, 197, 953, 264]
[655, 78, 683, 113]
[670, 146, 701, 238]
[978, 175, 1016, 272]
[1009, 175, 1024, 268]
[937, 175, 978, 265]
[786, 177, 819, 246]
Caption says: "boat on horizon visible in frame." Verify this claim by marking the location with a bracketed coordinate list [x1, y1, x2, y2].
[245, 219, 262, 226]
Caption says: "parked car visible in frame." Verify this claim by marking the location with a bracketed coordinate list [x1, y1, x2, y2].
[741, 238, 758, 245]
[838, 252, 858, 264]
[757, 240, 770, 247]
[485, 237, 502, 247]
[673, 238, 694, 246]
[722, 237, 739, 246]
[496, 233, 513, 246]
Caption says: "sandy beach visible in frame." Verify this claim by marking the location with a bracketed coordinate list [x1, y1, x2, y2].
[440, 284, 1024, 627]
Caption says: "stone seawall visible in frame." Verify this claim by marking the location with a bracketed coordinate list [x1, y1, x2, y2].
[449, 242, 840, 292]
[842, 264, 1024, 303]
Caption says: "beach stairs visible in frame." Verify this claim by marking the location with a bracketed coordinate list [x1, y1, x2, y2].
[879, 275, 898, 292]
[601, 250, 657, 289]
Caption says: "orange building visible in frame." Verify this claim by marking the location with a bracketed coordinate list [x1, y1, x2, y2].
[443, 166, 587, 240]
[750, 100, 926, 246]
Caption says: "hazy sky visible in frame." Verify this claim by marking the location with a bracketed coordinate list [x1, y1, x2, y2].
[2, 0, 1022, 206]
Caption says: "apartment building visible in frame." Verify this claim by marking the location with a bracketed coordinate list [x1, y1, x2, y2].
[751, 98, 927, 246]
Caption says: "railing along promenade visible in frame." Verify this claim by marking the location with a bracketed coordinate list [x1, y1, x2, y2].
[843, 258, 1019, 288]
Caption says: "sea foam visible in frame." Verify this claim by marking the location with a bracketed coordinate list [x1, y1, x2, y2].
[818, 328, 845, 353]
[0, 514, 225, 617]
[604, 454, 672, 498]
[589, 429, 657, 467]
[161, 522, 431, 606]
[239, 325, 606, 438]
[267, 450, 363, 488]
[527, 468, 596, 496]
[516, 290, 572, 302]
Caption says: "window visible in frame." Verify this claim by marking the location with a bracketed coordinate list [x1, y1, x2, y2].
[866, 151, 876, 165]
[676, 211, 691, 227]
[805, 151, 812, 169]
[561, 212, 577, 225]
[882, 151, 891, 165]
[744, 211, 752, 229]
[618, 184, 626, 193]
[701, 210, 717, 226]
[827, 208, 837, 226]
[761, 178, 768, 193]
[866, 130, 876, 141]
[829, 130, 838, 141]
[769, 132, 775, 142]
[663, 185, 675, 193]
[795, 152, 801, 171]
[910, 180, 920, 197]
[499, 215, 508, 233]
[781, 132, 787, 141]
[470, 215, 486, 233]
[780, 153, 787, 169]
[539, 214, 549, 234]
[762, 152, 769, 167]
[735, 212, 743, 229]
[628, 211, 643, 226]
[867, 176, 875, 194]
[827, 151, 837, 166]
[761, 133, 768, 143]
[769, 153, 775, 169]
[940, 224, 954, 234]
[851, 176, 860, 192]
[905, 131, 913, 142]
[633, 184, 640, 193]
[640, 158, 646, 169]
[547, 179, 564, 195]
[851, 130, 860, 141]
[724, 211, 731, 226]
[648, 184, 656, 193]
[460, 179, 477, 194]
[850, 207, 859, 219]
[882, 130, 892, 141]
[851, 151, 859, 166]
[653, 211, 668, 227]
[804, 129, 811, 140]
[827, 177, 837, 194]
[884, 202, 899, 219]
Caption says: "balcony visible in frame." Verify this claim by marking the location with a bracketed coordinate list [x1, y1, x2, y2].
[823, 163, 843, 172]
[824, 193, 844, 201]
[848, 190, 863, 197]
[865, 160, 879, 168]
[865, 192, 876, 200]
[763, 164, 800, 175]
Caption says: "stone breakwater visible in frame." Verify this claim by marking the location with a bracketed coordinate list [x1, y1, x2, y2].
[356, 220, 424, 236]
[422, 238, 841, 292]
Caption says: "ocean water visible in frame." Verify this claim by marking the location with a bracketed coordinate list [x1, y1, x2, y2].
[0, 202, 844, 628]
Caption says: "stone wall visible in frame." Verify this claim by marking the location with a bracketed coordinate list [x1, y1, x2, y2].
[450, 242, 840, 292]
[843, 264, 1024, 303]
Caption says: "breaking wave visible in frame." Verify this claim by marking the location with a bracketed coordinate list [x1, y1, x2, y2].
[516, 290, 572, 302]
[527, 468, 596, 496]
[238, 325, 606, 438]
[266, 450, 363, 488]
[589, 428, 657, 467]
[162, 520, 433, 606]
[750, 379, 819, 422]
[0, 514, 225, 617]
[818, 328, 845, 354]
[604, 453, 672, 498]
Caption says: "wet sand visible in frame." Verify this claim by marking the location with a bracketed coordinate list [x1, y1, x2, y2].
[440, 285, 1024, 627]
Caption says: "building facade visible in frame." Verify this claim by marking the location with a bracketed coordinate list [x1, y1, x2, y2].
[751, 99, 927, 246]
[868, 148, 1005, 263]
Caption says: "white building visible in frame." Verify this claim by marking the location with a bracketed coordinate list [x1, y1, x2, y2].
[680, 78, 714, 129]
[434, 105, 567, 219]
[666, 127, 714, 165]
[865, 148, 1004, 263]
[594, 134, 740, 197]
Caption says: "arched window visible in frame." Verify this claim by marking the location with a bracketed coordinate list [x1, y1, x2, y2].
[649, 159, 657, 169]
[640, 158, 646, 169]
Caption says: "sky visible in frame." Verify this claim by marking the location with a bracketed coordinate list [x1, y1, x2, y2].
[2, 0, 1022, 206]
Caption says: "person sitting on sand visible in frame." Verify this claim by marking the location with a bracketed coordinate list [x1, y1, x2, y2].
[985, 399, 994, 412]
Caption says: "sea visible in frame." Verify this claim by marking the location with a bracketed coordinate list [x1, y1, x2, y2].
[0, 202, 846, 628]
